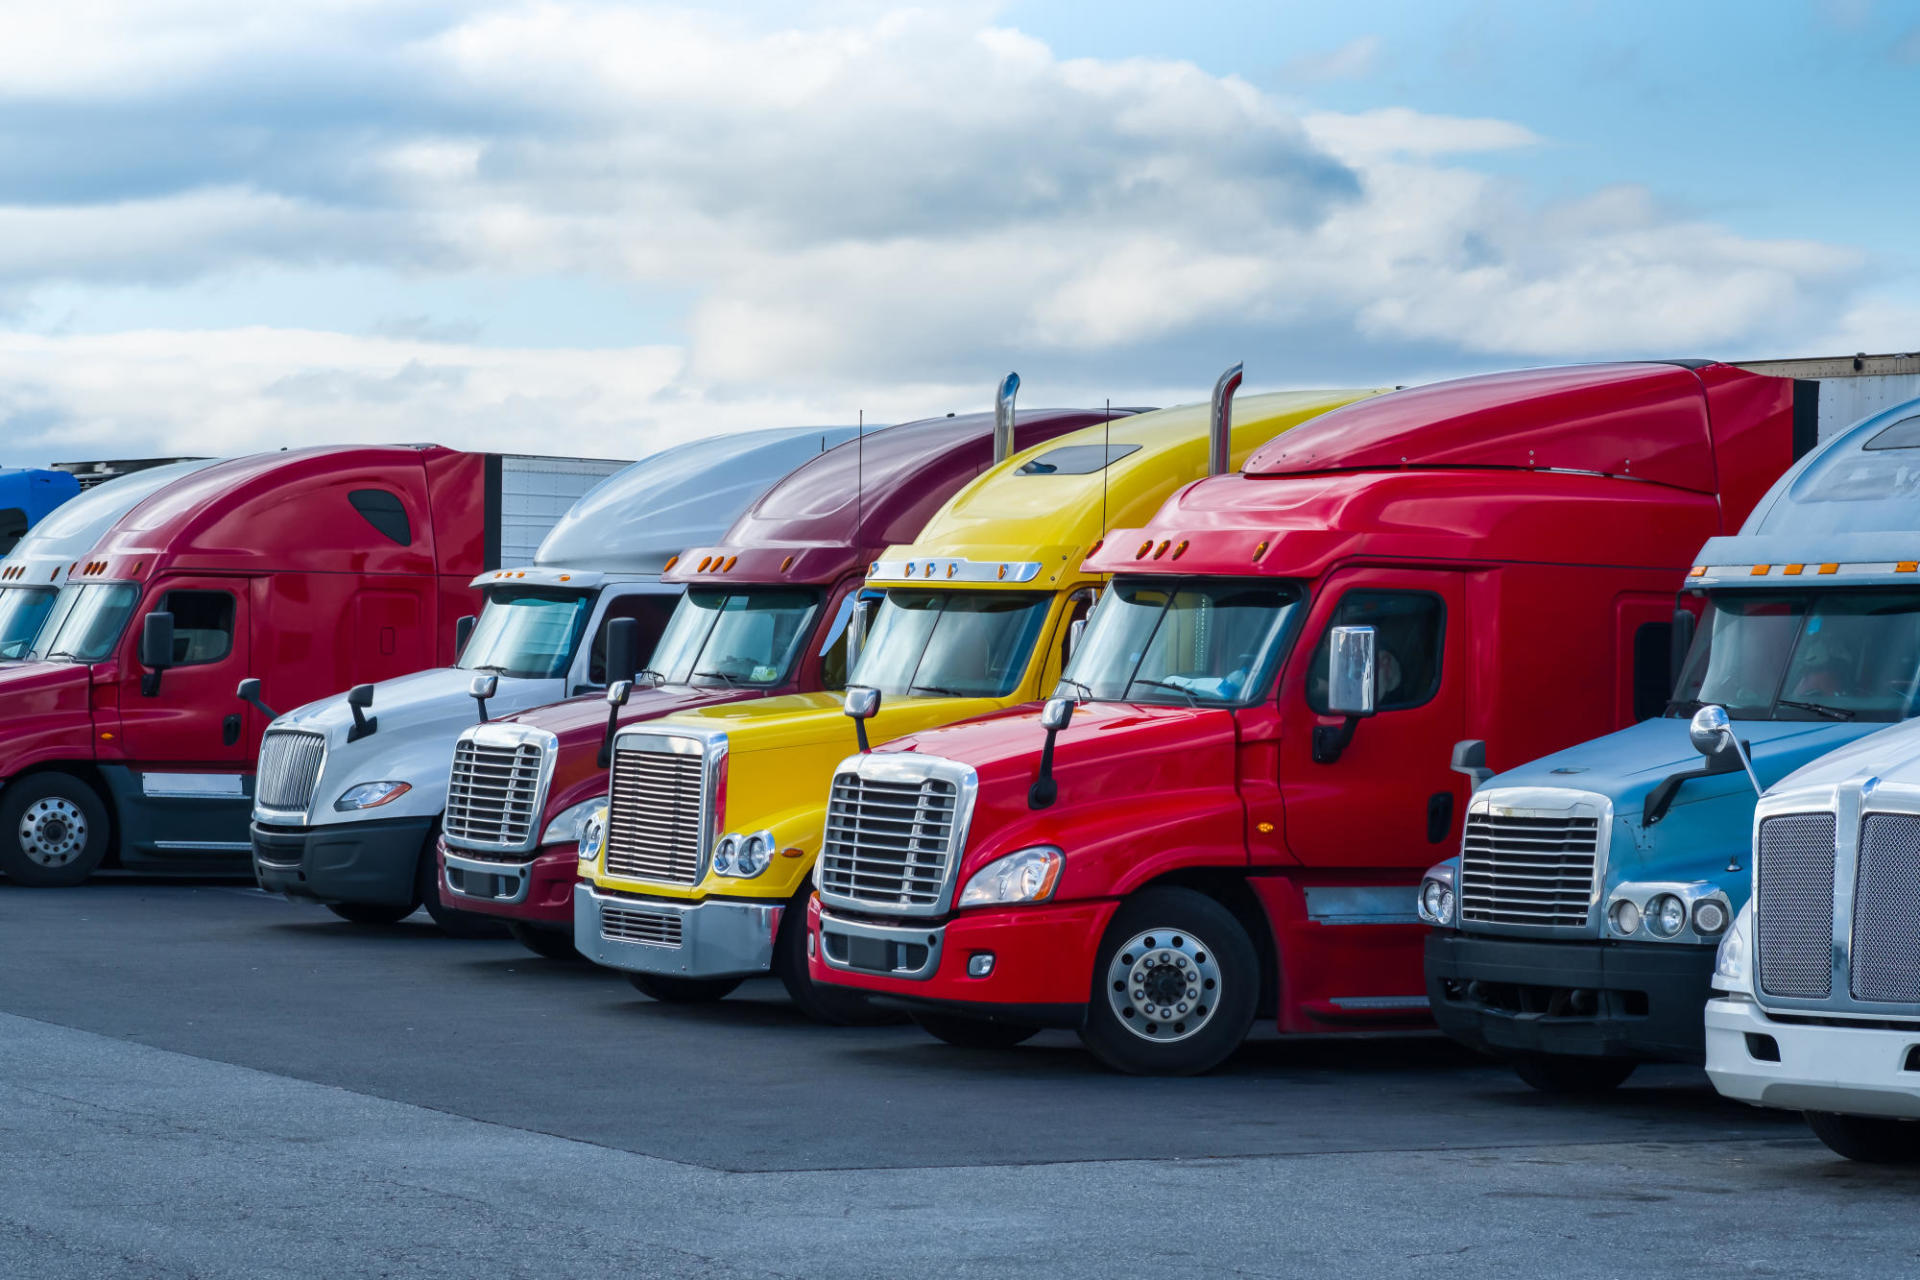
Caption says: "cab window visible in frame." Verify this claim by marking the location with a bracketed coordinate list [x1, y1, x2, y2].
[160, 590, 236, 666]
[1307, 590, 1445, 713]
[587, 593, 677, 686]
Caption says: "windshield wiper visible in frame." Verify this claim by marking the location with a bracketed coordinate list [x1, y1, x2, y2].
[1777, 699, 1855, 721]
[1664, 697, 1703, 717]
[471, 663, 509, 674]
[637, 667, 668, 686]
[909, 683, 969, 697]
[1127, 678, 1198, 707]
[693, 669, 742, 686]
[1057, 677, 1093, 700]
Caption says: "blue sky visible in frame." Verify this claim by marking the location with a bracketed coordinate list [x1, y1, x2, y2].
[1, 0, 1914, 467]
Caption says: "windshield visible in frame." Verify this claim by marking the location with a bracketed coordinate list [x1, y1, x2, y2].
[1063, 577, 1303, 707]
[852, 590, 1052, 697]
[29, 582, 140, 663]
[0, 586, 56, 660]
[460, 587, 595, 680]
[646, 587, 823, 688]
[1671, 589, 1920, 722]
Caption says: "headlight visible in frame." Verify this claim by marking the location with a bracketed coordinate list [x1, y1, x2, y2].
[1712, 901, 1753, 993]
[730, 831, 774, 879]
[542, 795, 608, 848]
[1416, 859, 1458, 926]
[576, 805, 608, 863]
[334, 781, 411, 811]
[1647, 893, 1687, 938]
[712, 834, 740, 877]
[1609, 898, 1641, 936]
[958, 846, 1063, 908]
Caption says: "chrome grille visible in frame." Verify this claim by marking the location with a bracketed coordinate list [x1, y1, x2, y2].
[1458, 811, 1600, 929]
[1851, 813, 1920, 1003]
[444, 738, 546, 850]
[818, 772, 961, 914]
[255, 731, 325, 814]
[1756, 812, 1836, 999]
[600, 902, 683, 948]
[605, 746, 707, 884]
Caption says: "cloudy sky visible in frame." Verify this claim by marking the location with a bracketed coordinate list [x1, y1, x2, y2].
[2, 0, 1915, 467]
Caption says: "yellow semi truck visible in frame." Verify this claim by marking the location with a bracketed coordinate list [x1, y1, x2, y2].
[575, 376, 1386, 1020]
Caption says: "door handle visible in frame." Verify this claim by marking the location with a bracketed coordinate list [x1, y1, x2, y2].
[222, 713, 242, 747]
[1426, 791, 1455, 844]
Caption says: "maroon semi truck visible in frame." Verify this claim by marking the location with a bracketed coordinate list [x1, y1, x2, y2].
[437, 386, 1136, 965]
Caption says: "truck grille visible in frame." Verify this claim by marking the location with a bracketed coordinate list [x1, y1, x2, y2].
[605, 746, 707, 884]
[1756, 812, 1837, 1000]
[1458, 811, 1600, 929]
[445, 737, 547, 851]
[1850, 813, 1920, 1003]
[255, 731, 325, 814]
[818, 771, 962, 915]
[600, 902, 684, 948]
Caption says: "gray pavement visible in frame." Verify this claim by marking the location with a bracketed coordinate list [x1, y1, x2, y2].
[0, 882, 1913, 1277]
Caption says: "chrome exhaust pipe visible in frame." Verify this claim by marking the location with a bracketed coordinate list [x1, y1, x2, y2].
[1210, 363, 1244, 476]
[994, 371, 1020, 464]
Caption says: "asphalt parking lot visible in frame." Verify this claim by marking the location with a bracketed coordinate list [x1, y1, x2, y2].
[2, 882, 1915, 1278]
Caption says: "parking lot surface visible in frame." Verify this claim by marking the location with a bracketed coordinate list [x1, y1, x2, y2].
[1, 882, 1914, 1278]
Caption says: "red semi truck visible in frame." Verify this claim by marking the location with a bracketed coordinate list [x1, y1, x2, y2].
[0, 444, 623, 886]
[807, 361, 1804, 1073]
[437, 389, 1132, 964]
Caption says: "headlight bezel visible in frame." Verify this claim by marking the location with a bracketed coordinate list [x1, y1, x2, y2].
[576, 804, 609, 864]
[1604, 880, 1732, 945]
[714, 830, 775, 879]
[958, 845, 1064, 909]
[1415, 858, 1459, 927]
[333, 780, 412, 812]
[542, 794, 610, 849]
[1711, 900, 1753, 993]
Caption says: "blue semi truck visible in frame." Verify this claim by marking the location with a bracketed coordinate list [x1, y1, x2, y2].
[1421, 366, 1920, 1092]
[0, 458, 200, 555]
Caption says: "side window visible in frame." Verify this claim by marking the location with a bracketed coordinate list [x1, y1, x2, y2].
[587, 593, 677, 685]
[1632, 620, 1674, 722]
[817, 594, 863, 692]
[161, 590, 236, 666]
[1055, 586, 1098, 678]
[348, 490, 412, 546]
[1306, 590, 1445, 713]
[0, 508, 27, 556]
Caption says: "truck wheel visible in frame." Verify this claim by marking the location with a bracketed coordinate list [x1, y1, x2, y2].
[1079, 887, 1258, 1076]
[911, 1012, 1039, 1050]
[415, 838, 508, 940]
[1804, 1112, 1920, 1164]
[625, 973, 742, 1003]
[773, 890, 903, 1026]
[1511, 1054, 1637, 1094]
[0, 773, 110, 887]
[508, 921, 584, 962]
[326, 902, 414, 925]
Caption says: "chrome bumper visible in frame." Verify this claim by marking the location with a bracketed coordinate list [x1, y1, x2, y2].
[1706, 996, 1920, 1118]
[575, 884, 782, 979]
[816, 907, 945, 981]
[443, 849, 535, 906]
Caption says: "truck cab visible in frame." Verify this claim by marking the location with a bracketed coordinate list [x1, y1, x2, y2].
[0, 467, 82, 554]
[438, 392, 1125, 958]
[805, 361, 1803, 1074]
[0, 445, 619, 887]
[575, 380, 1383, 1022]
[249, 430, 844, 932]
[1428, 387, 1920, 1092]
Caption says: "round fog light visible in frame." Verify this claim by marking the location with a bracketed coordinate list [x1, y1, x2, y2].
[1609, 898, 1642, 936]
[1648, 894, 1687, 938]
[1694, 899, 1729, 936]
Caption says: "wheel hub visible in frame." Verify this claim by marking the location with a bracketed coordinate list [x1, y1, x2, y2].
[1105, 928, 1223, 1044]
[20, 797, 87, 867]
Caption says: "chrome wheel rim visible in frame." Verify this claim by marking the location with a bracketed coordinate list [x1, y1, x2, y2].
[19, 797, 87, 867]
[1105, 928, 1222, 1043]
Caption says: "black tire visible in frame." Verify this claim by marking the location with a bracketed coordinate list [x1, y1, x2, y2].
[0, 773, 110, 887]
[773, 888, 903, 1026]
[326, 901, 414, 925]
[911, 1012, 1039, 1050]
[1079, 887, 1259, 1076]
[1511, 1054, 1638, 1095]
[415, 831, 509, 940]
[1804, 1112, 1920, 1164]
[625, 972, 743, 1003]
[508, 921, 583, 962]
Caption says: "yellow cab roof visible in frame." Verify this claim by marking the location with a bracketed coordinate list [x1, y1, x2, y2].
[868, 388, 1386, 591]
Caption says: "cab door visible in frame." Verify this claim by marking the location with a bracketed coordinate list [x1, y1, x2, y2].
[117, 579, 252, 768]
[1276, 568, 1466, 870]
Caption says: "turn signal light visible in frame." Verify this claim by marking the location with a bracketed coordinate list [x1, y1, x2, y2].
[1688, 566, 1705, 577]
[1253, 540, 1269, 561]
[780, 555, 794, 573]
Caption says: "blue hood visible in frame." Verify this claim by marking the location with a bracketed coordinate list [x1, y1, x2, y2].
[1484, 716, 1878, 895]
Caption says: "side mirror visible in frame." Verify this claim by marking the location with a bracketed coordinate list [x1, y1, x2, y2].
[1040, 695, 1075, 732]
[1066, 617, 1087, 661]
[455, 614, 477, 659]
[1689, 704, 1763, 796]
[1450, 739, 1493, 791]
[237, 678, 279, 722]
[138, 611, 175, 697]
[470, 672, 498, 724]
[346, 682, 377, 743]
[1030, 696, 1077, 809]
[1326, 625, 1377, 718]
[844, 685, 880, 753]
[603, 617, 640, 687]
[598, 679, 634, 769]
[606, 679, 634, 709]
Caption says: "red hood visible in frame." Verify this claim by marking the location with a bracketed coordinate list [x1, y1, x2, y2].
[0, 659, 92, 701]
[0, 659, 98, 773]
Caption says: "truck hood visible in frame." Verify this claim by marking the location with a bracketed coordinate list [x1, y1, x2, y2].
[1760, 716, 1920, 796]
[659, 690, 992, 756]
[0, 659, 91, 704]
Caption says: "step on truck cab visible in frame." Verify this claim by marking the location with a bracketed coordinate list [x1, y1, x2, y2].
[576, 378, 1382, 1021]
[440, 389, 1124, 959]
[0, 460, 223, 662]
[805, 361, 1807, 1075]
[250, 430, 846, 932]
[0, 445, 622, 887]
[1426, 370, 1920, 1094]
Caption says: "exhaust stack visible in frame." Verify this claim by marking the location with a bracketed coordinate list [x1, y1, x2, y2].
[993, 371, 1020, 464]
[1209, 362, 1244, 477]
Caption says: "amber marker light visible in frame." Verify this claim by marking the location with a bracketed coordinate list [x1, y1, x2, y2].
[663, 555, 679, 573]
[947, 563, 957, 578]
[1783, 564, 1804, 575]
[997, 564, 1008, 580]
[1899, 562, 1919, 574]
[697, 556, 712, 572]
[1088, 539, 1103, 557]
[724, 555, 738, 572]
[1688, 566, 1706, 578]
[1750, 565, 1770, 576]
[780, 555, 794, 573]
[1819, 563, 1840, 574]
[1136, 540, 1153, 558]
[781, 847, 804, 859]
[1252, 540, 1269, 561]
[1152, 540, 1171, 559]
[1171, 540, 1188, 560]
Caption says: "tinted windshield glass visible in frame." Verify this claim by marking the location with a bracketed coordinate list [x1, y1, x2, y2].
[1064, 578, 1302, 707]
[31, 582, 139, 663]
[852, 590, 1051, 697]
[460, 587, 594, 680]
[0, 586, 56, 660]
[1671, 589, 1920, 722]
[646, 588, 822, 688]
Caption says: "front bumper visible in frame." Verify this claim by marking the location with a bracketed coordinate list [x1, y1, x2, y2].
[574, 884, 783, 980]
[1426, 931, 1714, 1064]
[251, 815, 435, 907]
[440, 841, 576, 925]
[806, 896, 1114, 1027]
[1706, 997, 1920, 1118]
